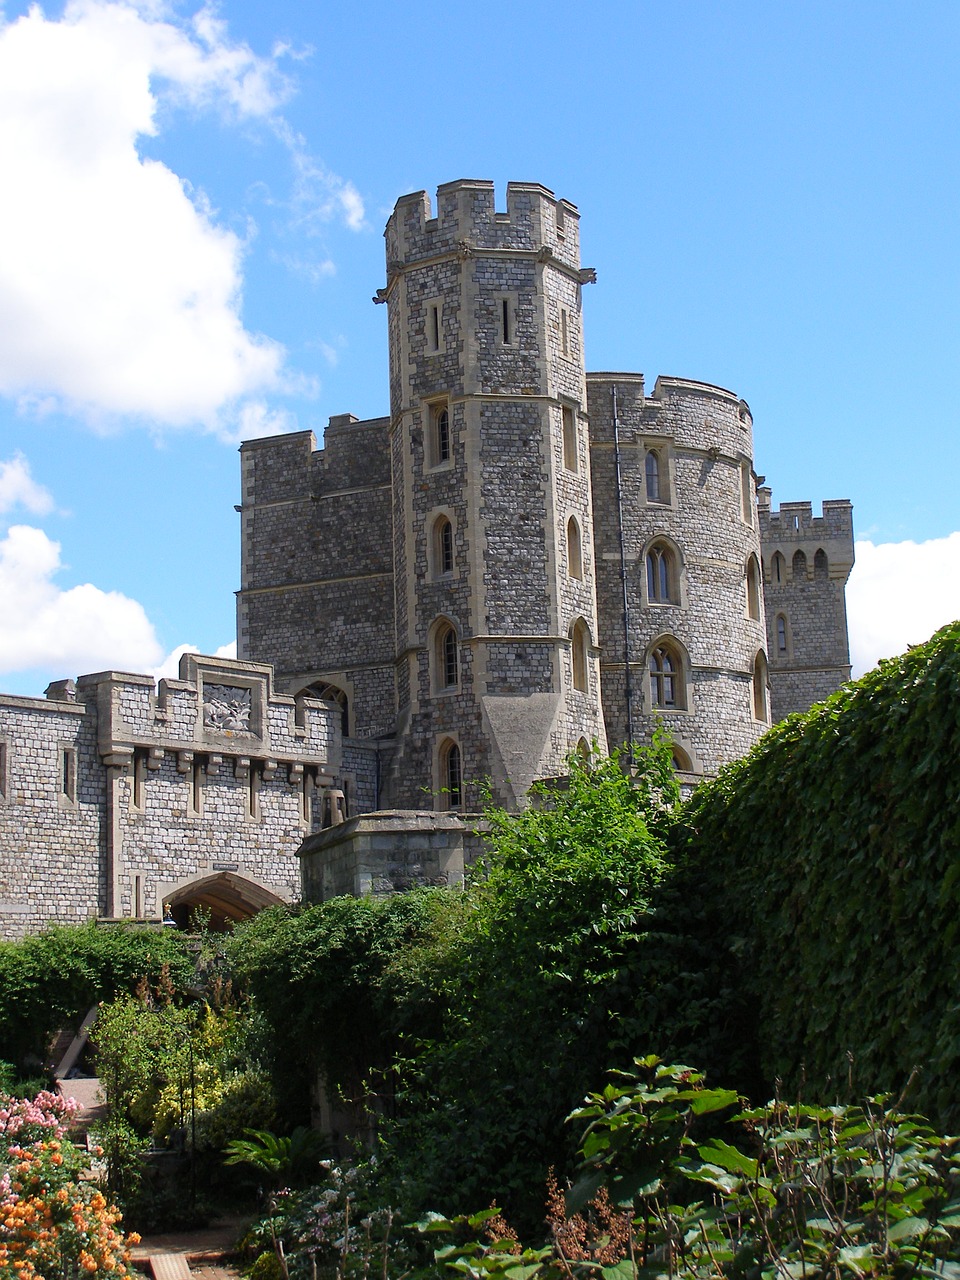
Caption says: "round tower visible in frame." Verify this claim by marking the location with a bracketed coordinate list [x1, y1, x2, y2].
[587, 373, 769, 776]
[381, 180, 606, 810]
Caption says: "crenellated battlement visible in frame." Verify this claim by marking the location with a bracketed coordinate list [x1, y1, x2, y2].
[759, 492, 854, 547]
[384, 179, 580, 271]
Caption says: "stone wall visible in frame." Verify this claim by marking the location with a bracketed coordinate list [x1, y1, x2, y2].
[0, 654, 377, 939]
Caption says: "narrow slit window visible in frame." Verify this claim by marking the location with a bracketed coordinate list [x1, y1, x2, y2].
[62, 748, 76, 803]
[248, 762, 260, 819]
[442, 740, 463, 809]
[571, 620, 589, 692]
[191, 758, 204, 816]
[501, 298, 510, 345]
[0, 742, 7, 801]
[561, 308, 569, 356]
[433, 404, 451, 465]
[429, 305, 440, 352]
[132, 750, 146, 811]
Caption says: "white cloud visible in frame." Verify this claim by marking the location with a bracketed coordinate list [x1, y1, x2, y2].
[0, 0, 360, 436]
[150, 639, 236, 685]
[0, 523, 165, 675]
[0, 454, 54, 515]
[846, 533, 960, 677]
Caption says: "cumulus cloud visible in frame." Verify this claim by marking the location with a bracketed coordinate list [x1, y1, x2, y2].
[150, 639, 236, 684]
[846, 533, 960, 676]
[0, 523, 165, 675]
[0, 454, 54, 515]
[0, 0, 362, 436]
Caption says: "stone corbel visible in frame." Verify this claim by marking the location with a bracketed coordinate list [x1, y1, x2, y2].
[206, 754, 222, 777]
[288, 762, 304, 785]
[234, 757, 251, 780]
[146, 747, 164, 771]
[176, 750, 194, 774]
[262, 759, 278, 782]
[102, 748, 134, 771]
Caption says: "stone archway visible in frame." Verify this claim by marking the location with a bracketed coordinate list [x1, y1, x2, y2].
[163, 871, 286, 932]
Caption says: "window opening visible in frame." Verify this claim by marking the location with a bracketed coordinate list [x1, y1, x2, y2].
[435, 516, 454, 577]
[311, 683, 350, 737]
[571, 620, 589, 692]
[62, 748, 76, 803]
[773, 552, 785, 584]
[561, 308, 569, 356]
[672, 745, 693, 772]
[562, 405, 578, 472]
[430, 305, 440, 352]
[430, 403, 451, 466]
[247, 762, 260, 820]
[435, 622, 459, 691]
[776, 614, 788, 654]
[746, 555, 761, 620]
[753, 651, 769, 721]
[442, 740, 463, 809]
[741, 463, 753, 524]
[814, 548, 829, 578]
[132, 750, 147, 811]
[501, 298, 510, 345]
[646, 544, 674, 604]
[650, 645, 681, 709]
[567, 517, 583, 579]
[792, 550, 807, 581]
[645, 450, 662, 503]
[0, 742, 7, 801]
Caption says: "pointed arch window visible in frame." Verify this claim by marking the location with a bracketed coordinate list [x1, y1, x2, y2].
[746, 554, 761, 620]
[434, 620, 460, 692]
[307, 682, 349, 737]
[645, 449, 662, 503]
[433, 515, 454, 577]
[792, 550, 807, 582]
[773, 551, 786, 584]
[646, 542, 678, 604]
[776, 613, 788, 655]
[567, 517, 583, 580]
[649, 640, 686, 710]
[439, 738, 463, 809]
[570, 619, 590, 693]
[814, 548, 829, 579]
[429, 402, 451, 467]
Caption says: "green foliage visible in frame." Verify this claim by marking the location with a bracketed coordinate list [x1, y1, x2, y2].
[0, 922, 194, 1070]
[676, 621, 960, 1122]
[224, 1126, 326, 1188]
[386, 744, 681, 1225]
[424, 1057, 960, 1280]
[225, 888, 466, 1121]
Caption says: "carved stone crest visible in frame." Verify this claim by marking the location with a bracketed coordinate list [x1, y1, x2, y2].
[202, 685, 253, 735]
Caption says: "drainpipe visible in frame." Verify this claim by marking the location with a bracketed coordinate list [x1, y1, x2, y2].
[612, 385, 634, 747]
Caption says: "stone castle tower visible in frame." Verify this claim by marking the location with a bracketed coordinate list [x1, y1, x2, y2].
[236, 178, 855, 808]
[382, 181, 605, 809]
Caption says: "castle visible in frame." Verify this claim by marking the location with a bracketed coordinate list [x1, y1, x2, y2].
[0, 180, 854, 938]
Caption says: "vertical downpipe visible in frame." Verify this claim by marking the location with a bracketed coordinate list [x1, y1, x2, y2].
[612, 386, 634, 746]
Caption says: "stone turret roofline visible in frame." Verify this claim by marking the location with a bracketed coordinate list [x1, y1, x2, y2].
[653, 375, 744, 404]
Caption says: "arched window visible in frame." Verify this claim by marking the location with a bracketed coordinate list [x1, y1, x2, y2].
[746, 554, 761, 620]
[562, 405, 578, 472]
[307, 682, 349, 737]
[433, 515, 454, 577]
[649, 640, 685, 710]
[671, 744, 693, 772]
[792, 550, 807, 582]
[430, 402, 451, 466]
[576, 737, 591, 761]
[433, 620, 459, 692]
[567, 517, 583, 580]
[773, 551, 786, 584]
[439, 738, 463, 809]
[814, 548, 829, 579]
[645, 449, 662, 503]
[776, 613, 788, 655]
[753, 651, 769, 722]
[570, 619, 590, 692]
[646, 542, 677, 604]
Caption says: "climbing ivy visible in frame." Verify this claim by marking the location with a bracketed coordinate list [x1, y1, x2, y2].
[677, 620, 960, 1124]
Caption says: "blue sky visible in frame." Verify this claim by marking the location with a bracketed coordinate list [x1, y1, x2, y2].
[0, 0, 958, 695]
